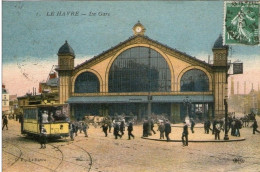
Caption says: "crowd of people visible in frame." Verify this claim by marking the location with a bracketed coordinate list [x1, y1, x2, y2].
[3, 113, 260, 149]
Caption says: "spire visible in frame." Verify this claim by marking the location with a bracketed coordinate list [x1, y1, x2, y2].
[58, 40, 75, 56]
[212, 34, 229, 50]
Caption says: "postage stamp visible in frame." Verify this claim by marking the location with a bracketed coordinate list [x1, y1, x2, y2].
[224, 1, 259, 45]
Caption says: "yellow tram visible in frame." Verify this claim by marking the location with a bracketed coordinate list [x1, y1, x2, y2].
[21, 104, 70, 138]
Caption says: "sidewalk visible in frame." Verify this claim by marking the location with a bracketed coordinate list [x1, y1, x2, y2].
[141, 123, 246, 143]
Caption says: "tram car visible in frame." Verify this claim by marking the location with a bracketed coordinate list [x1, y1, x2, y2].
[21, 104, 70, 138]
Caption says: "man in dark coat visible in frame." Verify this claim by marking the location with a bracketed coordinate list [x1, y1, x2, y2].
[164, 120, 171, 141]
[40, 126, 47, 149]
[114, 122, 122, 139]
[252, 119, 260, 134]
[101, 123, 108, 137]
[150, 119, 156, 134]
[182, 121, 188, 146]
[69, 122, 75, 141]
[2, 116, 8, 130]
[190, 119, 195, 133]
[143, 120, 149, 137]
[127, 122, 135, 140]
[212, 119, 217, 135]
[120, 121, 125, 136]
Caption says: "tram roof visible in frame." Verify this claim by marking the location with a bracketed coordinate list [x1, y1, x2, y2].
[22, 104, 67, 108]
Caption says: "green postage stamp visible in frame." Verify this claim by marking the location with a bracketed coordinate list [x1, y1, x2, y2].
[224, 1, 259, 45]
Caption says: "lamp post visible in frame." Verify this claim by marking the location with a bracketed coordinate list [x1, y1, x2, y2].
[224, 60, 230, 140]
[183, 96, 192, 123]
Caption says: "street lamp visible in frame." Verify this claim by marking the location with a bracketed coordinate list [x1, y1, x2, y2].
[183, 96, 192, 123]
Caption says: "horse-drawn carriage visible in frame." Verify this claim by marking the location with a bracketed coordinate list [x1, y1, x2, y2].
[84, 115, 105, 127]
[241, 112, 256, 127]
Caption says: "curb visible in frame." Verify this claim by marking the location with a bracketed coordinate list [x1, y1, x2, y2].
[141, 137, 246, 143]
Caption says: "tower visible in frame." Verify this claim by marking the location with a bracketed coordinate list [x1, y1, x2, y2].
[212, 35, 229, 118]
[56, 41, 75, 104]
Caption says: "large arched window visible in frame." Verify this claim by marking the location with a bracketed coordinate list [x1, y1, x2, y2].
[109, 47, 171, 92]
[180, 69, 209, 92]
[74, 72, 100, 93]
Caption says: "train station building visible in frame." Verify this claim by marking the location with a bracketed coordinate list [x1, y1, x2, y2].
[56, 22, 229, 122]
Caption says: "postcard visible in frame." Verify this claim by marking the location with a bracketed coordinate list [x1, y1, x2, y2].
[2, 1, 260, 172]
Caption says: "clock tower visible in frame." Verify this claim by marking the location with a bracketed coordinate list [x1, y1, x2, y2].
[133, 21, 146, 36]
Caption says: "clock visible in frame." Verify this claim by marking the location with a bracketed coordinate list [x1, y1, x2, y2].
[135, 26, 142, 33]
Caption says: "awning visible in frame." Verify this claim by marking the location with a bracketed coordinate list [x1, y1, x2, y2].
[67, 95, 213, 104]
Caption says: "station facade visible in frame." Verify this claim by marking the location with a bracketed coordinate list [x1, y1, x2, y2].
[56, 22, 229, 122]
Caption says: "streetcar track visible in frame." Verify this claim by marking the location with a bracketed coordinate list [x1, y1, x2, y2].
[49, 143, 64, 171]
[72, 143, 93, 172]
[3, 136, 92, 171]
[2, 140, 23, 170]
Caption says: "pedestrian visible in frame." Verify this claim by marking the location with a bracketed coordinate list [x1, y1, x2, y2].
[252, 119, 260, 134]
[235, 119, 242, 137]
[120, 121, 125, 136]
[127, 122, 135, 140]
[40, 126, 47, 149]
[69, 122, 75, 141]
[212, 119, 217, 135]
[204, 120, 210, 134]
[150, 119, 156, 134]
[182, 121, 188, 146]
[158, 122, 165, 139]
[82, 121, 89, 137]
[231, 119, 236, 136]
[108, 117, 112, 133]
[164, 120, 171, 141]
[79, 121, 83, 133]
[101, 123, 108, 137]
[74, 121, 79, 136]
[215, 123, 221, 140]
[190, 118, 195, 133]
[2, 115, 8, 130]
[143, 119, 149, 137]
[114, 122, 122, 139]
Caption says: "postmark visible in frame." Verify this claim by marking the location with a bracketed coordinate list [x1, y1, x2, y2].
[224, 1, 259, 45]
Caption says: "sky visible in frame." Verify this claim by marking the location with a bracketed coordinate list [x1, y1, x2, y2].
[2, 1, 260, 96]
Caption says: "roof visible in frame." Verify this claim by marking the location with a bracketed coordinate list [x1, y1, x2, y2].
[213, 35, 229, 49]
[58, 40, 75, 56]
[46, 78, 59, 87]
[75, 35, 211, 69]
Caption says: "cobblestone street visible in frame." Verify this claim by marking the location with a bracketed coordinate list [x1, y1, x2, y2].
[2, 117, 260, 172]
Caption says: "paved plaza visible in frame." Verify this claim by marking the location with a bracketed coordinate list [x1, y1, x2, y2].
[2, 116, 260, 172]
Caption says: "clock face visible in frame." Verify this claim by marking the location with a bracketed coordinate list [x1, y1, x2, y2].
[135, 26, 142, 33]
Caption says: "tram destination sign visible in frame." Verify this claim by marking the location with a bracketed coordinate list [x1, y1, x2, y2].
[233, 63, 243, 74]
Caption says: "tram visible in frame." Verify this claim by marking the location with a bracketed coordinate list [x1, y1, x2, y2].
[21, 104, 70, 138]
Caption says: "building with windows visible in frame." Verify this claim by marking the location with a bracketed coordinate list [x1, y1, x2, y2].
[2, 84, 10, 112]
[56, 22, 229, 122]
